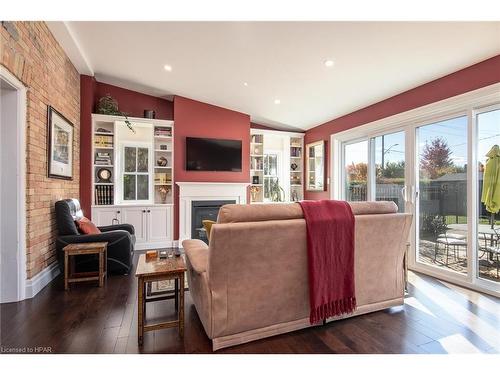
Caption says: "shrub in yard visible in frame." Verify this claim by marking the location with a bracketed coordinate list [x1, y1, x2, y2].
[420, 214, 449, 239]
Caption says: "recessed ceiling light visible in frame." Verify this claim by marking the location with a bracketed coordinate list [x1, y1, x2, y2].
[324, 59, 335, 67]
[243, 82, 248, 87]
[274, 99, 281, 105]
[163, 64, 172, 72]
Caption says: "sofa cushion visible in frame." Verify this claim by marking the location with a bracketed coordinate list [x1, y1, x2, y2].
[218, 203, 303, 223]
[217, 201, 398, 224]
[183, 239, 209, 274]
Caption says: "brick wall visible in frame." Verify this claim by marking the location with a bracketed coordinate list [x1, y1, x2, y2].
[1, 21, 80, 278]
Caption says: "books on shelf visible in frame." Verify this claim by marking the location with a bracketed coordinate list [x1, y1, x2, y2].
[290, 147, 302, 157]
[154, 126, 172, 137]
[94, 185, 114, 205]
[251, 157, 263, 170]
[94, 152, 112, 165]
[251, 134, 263, 143]
[94, 134, 114, 148]
[154, 172, 171, 184]
[95, 127, 113, 134]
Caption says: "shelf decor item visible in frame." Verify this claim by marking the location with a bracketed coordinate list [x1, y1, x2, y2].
[157, 156, 168, 167]
[250, 185, 261, 201]
[47, 106, 74, 180]
[96, 94, 135, 133]
[158, 186, 171, 203]
[252, 175, 260, 184]
[290, 163, 298, 170]
[160, 144, 168, 151]
[97, 168, 112, 183]
[144, 109, 156, 119]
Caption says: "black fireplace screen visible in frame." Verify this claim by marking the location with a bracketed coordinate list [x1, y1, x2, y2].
[191, 200, 235, 243]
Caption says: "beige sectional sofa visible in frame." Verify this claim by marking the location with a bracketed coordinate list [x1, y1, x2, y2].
[182, 201, 412, 351]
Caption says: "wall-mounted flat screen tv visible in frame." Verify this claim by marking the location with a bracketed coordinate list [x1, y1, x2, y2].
[186, 137, 242, 172]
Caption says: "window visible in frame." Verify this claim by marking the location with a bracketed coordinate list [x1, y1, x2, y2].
[123, 145, 150, 201]
[263, 153, 282, 202]
[343, 140, 368, 201]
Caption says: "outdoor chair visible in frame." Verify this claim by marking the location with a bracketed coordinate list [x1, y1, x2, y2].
[478, 227, 500, 278]
[435, 232, 467, 265]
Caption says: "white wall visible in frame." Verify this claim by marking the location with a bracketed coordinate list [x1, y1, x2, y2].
[0, 81, 20, 302]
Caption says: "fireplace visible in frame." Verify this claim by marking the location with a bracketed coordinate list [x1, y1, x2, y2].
[177, 182, 250, 244]
[191, 200, 235, 243]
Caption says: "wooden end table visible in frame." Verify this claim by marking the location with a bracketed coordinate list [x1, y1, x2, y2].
[63, 242, 107, 291]
[135, 253, 186, 345]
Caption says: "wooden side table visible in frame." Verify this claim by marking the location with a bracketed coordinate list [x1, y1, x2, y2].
[63, 242, 107, 291]
[135, 254, 186, 346]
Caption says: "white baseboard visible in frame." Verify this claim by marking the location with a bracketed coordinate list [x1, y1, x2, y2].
[25, 262, 60, 299]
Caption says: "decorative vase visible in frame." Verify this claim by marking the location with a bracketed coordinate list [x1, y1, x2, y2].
[158, 186, 171, 203]
[157, 156, 168, 167]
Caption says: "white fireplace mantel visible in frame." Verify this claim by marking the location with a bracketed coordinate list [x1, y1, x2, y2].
[177, 182, 250, 244]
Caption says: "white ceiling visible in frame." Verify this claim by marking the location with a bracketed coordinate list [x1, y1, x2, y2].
[50, 22, 500, 131]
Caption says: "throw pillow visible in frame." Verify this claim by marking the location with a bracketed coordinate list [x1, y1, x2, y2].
[76, 217, 101, 235]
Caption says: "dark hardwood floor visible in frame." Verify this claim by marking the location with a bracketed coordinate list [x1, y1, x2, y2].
[1, 252, 499, 354]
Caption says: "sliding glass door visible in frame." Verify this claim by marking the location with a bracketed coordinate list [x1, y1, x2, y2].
[336, 96, 499, 295]
[415, 116, 469, 276]
[476, 107, 500, 284]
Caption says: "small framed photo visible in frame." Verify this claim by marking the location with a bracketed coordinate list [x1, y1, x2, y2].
[47, 106, 74, 180]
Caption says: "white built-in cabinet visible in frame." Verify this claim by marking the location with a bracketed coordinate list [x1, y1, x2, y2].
[250, 129, 304, 203]
[90, 114, 175, 249]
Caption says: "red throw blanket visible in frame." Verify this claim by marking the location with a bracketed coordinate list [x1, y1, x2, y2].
[298, 200, 356, 324]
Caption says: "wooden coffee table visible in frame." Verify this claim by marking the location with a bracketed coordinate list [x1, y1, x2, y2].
[135, 253, 186, 345]
[63, 242, 107, 291]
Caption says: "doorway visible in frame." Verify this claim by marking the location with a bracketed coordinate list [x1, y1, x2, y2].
[0, 66, 27, 303]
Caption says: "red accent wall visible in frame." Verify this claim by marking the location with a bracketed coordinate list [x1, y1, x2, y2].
[304, 54, 500, 200]
[173, 96, 251, 239]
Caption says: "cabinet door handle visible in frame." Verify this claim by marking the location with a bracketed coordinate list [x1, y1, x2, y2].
[147, 210, 151, 213]
[142, 210, 146, 213]
[117, 210, 121, 214]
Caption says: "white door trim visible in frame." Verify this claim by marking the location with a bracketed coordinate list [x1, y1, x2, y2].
[0, 65, 27, 303]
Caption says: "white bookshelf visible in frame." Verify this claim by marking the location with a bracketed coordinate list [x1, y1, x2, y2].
[90, 113, 175, 249]
[250, 129, 304, 203]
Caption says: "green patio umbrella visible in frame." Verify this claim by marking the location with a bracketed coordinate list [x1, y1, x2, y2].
[481, 144, 500, 228]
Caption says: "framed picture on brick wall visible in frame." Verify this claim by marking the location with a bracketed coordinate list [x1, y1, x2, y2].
[47, 105, 74, 180]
